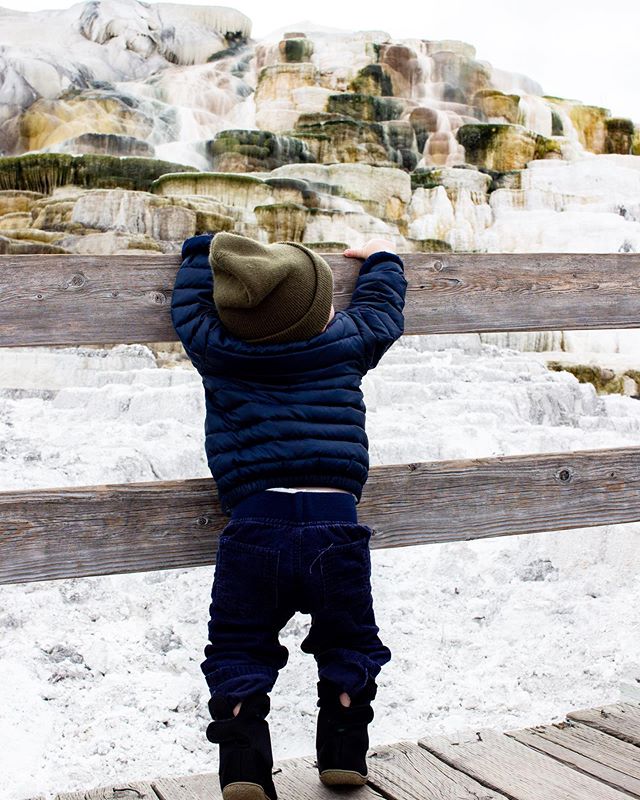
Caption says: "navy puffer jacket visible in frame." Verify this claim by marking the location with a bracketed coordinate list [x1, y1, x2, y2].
[170, 233, 407, 515]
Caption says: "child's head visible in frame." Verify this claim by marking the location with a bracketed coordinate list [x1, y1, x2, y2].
[209, 232, 334, 344]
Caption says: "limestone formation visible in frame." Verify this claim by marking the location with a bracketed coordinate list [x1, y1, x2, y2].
[0, 7, 636, 257]
[207, 130, 316, 172]
[71, 189, 197, 241]
[473, 90, 521, 124]
[55, 133, 156, 159]
[456, 124, 561, 172]
[605, 118, 636, 155]
[278, 36, 315, 63]
[0, 154, 195, 194]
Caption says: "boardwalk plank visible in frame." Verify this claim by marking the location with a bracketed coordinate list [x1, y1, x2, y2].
[365, 739, 509, 799]
[55, 781, 158, 800]
[152, 753, 387, 800]
[153, 771, 221, 799]
[567, 702, 640, 746]
[43, 702, 640, 800]
[270, 752, 386, 799]
[419, 727, 630, 800]
[505, 720, 640, 796]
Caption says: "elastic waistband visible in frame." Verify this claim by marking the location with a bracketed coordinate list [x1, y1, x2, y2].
[230, 490, 358, 523]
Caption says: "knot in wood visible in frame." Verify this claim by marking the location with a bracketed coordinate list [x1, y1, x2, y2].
[555, 467, 574, 483]
[152, 291, 167, 305]
[196, 516, 209, 527]
[69, 273, 85, 288]
[433, 259, 444, 271]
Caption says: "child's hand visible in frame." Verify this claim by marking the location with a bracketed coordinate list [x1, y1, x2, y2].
[343, 238, 397, 260]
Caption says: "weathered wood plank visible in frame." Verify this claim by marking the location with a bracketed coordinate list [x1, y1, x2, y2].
[1, 477, 221, 585]
[55, 780, 159, 800]
[129, 753, 392, 800]
[366, 739, 509, 799]
[2, 445, 639, 584]
[505, 719, 640, 796]
[271, 752, 386, 799]
[418, 727, 631, 800]
[1, 252, 639, 347]
[152, 771, 221, 799]
[567, 702, 640, 746]
[39, 700, 640, 800]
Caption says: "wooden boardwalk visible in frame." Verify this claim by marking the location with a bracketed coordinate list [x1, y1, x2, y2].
[36, 699, 640, 800]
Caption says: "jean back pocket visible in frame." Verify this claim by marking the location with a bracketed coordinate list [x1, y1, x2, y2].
[214, 536, 280, 615]
[319, 530, 372, 609]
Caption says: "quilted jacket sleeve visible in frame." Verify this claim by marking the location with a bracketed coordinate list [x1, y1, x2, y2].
[170, 233, 221, 373]
[344, 251, 408, 374]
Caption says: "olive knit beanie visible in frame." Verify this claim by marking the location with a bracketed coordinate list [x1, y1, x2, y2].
[208, 232, 334, 344]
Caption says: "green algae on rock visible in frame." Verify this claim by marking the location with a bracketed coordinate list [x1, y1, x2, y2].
[326, 93, 404, 122]
[550, 108, 564, 136]
[473, 90, 522, 124]
[55, 133, 155, 159]
[348, 65, 394, 98]
[207, 129, 316, 172]
[542, 100, 612, 154]
[411, 165, 490, 193]
[292, 115, 395, 166]
[0, 153, 195, 194]
[299, 241, 351, 252]
[604, 118, 636, 155]
[0, 236, 70, 254]
[407, 237, 453, 252]
[278, 36, 314, 63]
[547, 362, 637, 397]
[456, 123, 560, 171]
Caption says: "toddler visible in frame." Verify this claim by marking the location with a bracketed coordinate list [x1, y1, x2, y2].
[171, 231, 407, 800]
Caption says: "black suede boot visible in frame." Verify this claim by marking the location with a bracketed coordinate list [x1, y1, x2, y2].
[206, 692, 278, 800]
[315, 677, 377, 786]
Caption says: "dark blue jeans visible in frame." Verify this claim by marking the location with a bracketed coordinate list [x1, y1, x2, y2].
[200, 490, 391, 707]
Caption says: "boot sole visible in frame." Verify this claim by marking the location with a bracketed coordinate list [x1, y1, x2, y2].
[222, 782, 273, 800]
[319, 768, 368, 786]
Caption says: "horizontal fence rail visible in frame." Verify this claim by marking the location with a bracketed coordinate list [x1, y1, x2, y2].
[1, 250, 639, 585]
[0, 252, 639, 347]
[1, 446, 639, 584]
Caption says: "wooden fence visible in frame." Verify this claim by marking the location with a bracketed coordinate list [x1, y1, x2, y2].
[1, 251, 639, 585]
